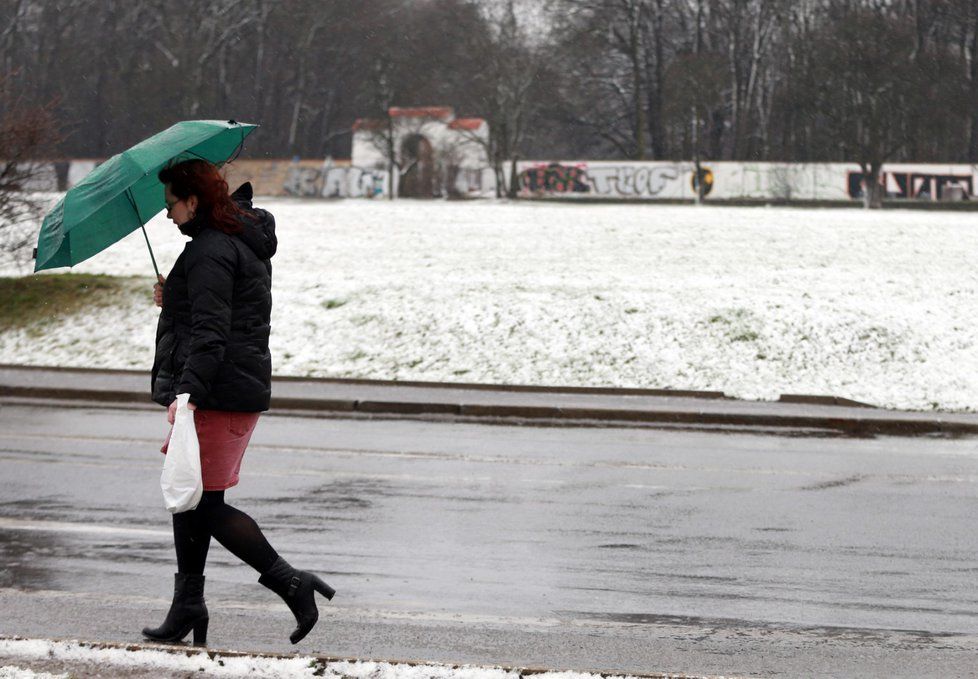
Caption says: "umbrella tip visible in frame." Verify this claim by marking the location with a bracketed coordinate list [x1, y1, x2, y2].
[32, 247, 37, 260]
[228, 119, 237, 125]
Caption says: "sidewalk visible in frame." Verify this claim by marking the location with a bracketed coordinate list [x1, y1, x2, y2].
[1, 363, 976, 437]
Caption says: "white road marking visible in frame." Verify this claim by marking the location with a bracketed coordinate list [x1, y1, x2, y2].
[0, 517, 169, 538]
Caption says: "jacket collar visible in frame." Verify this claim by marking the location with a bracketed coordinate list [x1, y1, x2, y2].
[178, 213, 206, 238]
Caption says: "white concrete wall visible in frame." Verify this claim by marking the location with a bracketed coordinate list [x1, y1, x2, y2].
[282, 161, 388, 198]
[351, 133, 388, 174]
[514, 160, 978, 202]
[31, 158, 978, 202]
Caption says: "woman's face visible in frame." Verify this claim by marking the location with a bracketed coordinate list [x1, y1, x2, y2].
[164, 185, 198, 226]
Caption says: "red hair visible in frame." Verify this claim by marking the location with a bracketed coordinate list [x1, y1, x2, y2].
[158, 159, 243, 234]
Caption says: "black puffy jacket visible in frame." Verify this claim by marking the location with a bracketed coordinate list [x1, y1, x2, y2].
[151, 183, 277, 411]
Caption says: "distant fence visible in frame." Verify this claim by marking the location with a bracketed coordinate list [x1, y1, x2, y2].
[23, 159, 978, 202]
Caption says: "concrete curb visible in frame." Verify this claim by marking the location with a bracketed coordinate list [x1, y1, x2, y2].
[1, 364, 976, 438]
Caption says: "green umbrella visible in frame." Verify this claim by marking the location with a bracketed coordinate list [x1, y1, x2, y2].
[34, 119, 258, 275]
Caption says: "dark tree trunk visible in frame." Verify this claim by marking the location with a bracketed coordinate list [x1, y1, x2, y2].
[968, 11, 978, 162]
[386, 114, 396, 200]
[969, 108, 978, 163]
[860, 160, 884, 209]
[507, 156, 520, 199]
[646, 0, 667, 159]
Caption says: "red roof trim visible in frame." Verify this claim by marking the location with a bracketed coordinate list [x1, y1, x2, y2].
[449, 118, 485, 131]
[389, 106, 454, 119]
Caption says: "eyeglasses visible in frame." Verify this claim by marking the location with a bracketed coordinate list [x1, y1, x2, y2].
[165, 198, 182, 211]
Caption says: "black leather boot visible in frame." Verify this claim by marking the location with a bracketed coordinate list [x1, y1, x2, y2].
[258, 557, 335, 644]
[142, 573, 209, 646]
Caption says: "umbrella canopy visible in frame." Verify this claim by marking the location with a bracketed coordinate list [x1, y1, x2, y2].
[34, 119, 257, 274]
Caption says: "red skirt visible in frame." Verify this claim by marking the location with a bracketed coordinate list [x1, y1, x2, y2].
[161, 409, 261, 491]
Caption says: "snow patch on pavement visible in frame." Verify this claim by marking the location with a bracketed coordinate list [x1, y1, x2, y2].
[0, 638, 706, 679]
[2, 200, 975, 411]
[0, 667, 68, 679]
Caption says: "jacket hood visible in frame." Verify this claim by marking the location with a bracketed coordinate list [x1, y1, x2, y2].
[231, 182, 277, 260]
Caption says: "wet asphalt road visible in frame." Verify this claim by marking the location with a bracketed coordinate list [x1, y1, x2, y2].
[1, 400, 978, 677]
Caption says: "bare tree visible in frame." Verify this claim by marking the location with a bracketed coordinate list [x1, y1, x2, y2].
[943, 0, 978, 162]
[361, 53, 403, 200]
[549, 0, 653, 160]
[469, 0, 540, 197]
[714, 0, 783, 158]
[802, 5, 966, 208]
[642, 0, 669, 158]
[664, 52, 725, 203]
[0, 72, 61, 266]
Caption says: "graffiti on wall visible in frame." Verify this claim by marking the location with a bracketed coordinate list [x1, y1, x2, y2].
[520, 162, 978, 201]
[322, 167, 385, 198]
[690, 167, 714, 197]
[284, 166, 322, 197]
[847, 171, 973, 200]
[518, 163, 590, 193]
[284, 165, 385, 198]
[42, 158, 978, 202]
[518, 162, 695, 198]
[589, 165, 687, 197]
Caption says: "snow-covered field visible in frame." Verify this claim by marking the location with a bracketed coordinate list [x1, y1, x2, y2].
[1, 199, 975, 411]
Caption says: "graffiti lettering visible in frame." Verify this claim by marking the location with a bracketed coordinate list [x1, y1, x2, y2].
[283, 165, 386, 198]
[847, 171, 973, 200]
[518, 164, 687, 198]
[321, 168, 345, 197]
[518, 163, 590, 194]
[322, 167, 385, 198]
[690, 167, 714, 197]
[357, 170, 384, 198]
[284, 166, 322, 197]
[586, 166, 683, 197]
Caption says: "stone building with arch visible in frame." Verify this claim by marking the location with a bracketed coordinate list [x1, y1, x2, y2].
[351, 106, 494, 198]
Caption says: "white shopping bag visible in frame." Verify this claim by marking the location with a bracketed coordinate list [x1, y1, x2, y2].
[161, 393, 203, 513]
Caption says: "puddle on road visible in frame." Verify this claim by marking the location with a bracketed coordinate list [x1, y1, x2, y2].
[565, 610, 970, 644]
[0, 528, 59, 590]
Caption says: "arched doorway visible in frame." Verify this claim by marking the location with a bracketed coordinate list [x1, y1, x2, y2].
[399, 134, 435, 198]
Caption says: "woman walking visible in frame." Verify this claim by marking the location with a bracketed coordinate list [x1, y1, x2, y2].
[143, 159, 334, 646]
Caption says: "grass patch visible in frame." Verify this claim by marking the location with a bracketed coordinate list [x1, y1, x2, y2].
[0, 273, 128, 331]
[322, 298, 347, 310]
[350, 314, 378, 327]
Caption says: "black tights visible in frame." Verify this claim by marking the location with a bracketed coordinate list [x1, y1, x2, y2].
[172, 490, 279, 575]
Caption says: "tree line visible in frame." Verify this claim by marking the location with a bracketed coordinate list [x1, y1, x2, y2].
[549, 0, 976, 206]
[3, 0, 977, 206]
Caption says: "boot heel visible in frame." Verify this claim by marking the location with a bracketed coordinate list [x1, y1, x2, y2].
[313, 575, 336, 600]
[192, 617, 209, 646]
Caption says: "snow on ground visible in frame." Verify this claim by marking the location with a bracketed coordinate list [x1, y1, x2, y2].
[0, 638, 683, 679]
[0, 666, 67, 679]
[1, 199, 975, 411]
